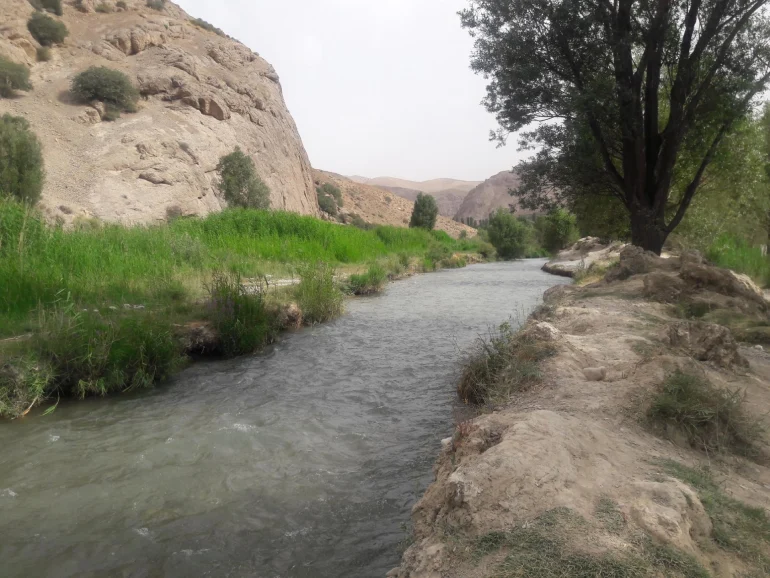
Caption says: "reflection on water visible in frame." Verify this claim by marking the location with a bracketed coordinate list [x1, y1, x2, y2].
[0, 261, 567, 578]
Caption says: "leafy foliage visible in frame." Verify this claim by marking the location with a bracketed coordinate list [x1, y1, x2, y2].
[487, 209, 529, 260]
[30, 0, 63, 16]
[538, 208, 579, 253]
[409, 192, 438, 230]
[71, 67, 139, 115]
[146, 0, 165, 10]
[35, 46, 51, 62]
[27, 12, 68, 46]
[0, 115, 44, 205]
[0, 57, 31, 98]
[190, 18, 225, 36]
[216, 148, 271, 209]
[316, 183, 342, 216]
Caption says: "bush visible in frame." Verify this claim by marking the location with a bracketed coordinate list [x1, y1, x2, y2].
[458, 321, 556, 404]
[488, 209, 530, 260]
[116, 0, 127, 8]
[648, 371, 763, 456]
[0, 114, 45, 205]
[27, 12, 68, 46]
[0, 356, 54, 418]
[538, 208, 580, 253]
[317, 188, 338, 216]
[71, 66, 139, 115]
[146, 0, 165, 10]
[348, 263, 387, 295]
[190, 18, 225, 36]
[205, 271, 275, 357]
[36, 46, 51, 62]
[478, 241, 495, 259]
[295, 262, 343, 324]
[410, 193, 438, 230]
[33, 303, 181, 399]
[707, 234, 770, 287]
[0, 57, 32, 97]
[30, 0, 63, 16]
[216, 148, 271, 209]
[95, 2, 113, 12]
[349, 213, 373, 230]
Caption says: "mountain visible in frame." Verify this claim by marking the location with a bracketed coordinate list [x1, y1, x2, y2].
[454, 170, 538, 222]
[0, 0, 317, 223]
[348, 176, 481, 217]
[314, 170, 475, 239]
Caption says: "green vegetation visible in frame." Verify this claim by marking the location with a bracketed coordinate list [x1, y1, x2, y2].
[294, 262, 344, 324]
[36, 46, 51, 62]
[116, 0, 127, 8]
[316, 182, 343, 216]
[537, 208, 579, 254]
[487, 209, 529, 260]
[0, 57, 31, 98]
[707, 234, 770, 287]
[146, 0, 165, 10]
[410, 193, 438, 230]
[95, 2, 113, 13]
[190, 18, 225, 36]
[648, 371, 763, 457]
[347, 263, 387, 295]
[458, 321, 556, 405]
[0, 115, 45, 205]
[30, 0, 63, 16]
[216, 148, 270, 209]
[71, 67, 139, 119]
[662, 460, 770, 575]
[27, 12, 68, 46]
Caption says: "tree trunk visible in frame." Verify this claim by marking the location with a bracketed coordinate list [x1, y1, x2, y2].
[629, 209, 667, 254]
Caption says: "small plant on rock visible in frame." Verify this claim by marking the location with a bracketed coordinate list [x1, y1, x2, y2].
[27, 12, 69, 46]
[0, 57, 32, 97]
[216, 147, 271, 209]
[71, 66, 139, 119]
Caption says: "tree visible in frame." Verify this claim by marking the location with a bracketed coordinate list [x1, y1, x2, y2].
[461, 0, 770, 254]
[538, 208, 579, 253]
[0, 57, 31, 98]
[487, 209, 529, 259]
[410, 193, 439, 230]
[71, 67, 139, 118]
[0, 114, 45, 205]
[216, 148, 271, 209]
[27, 12, 68, 46]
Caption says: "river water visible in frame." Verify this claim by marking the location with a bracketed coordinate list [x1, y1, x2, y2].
[0, 261, 567, 578]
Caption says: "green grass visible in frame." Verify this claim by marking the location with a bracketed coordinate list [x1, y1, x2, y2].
[294, 261, 344, 324]
[707, 234, 770, 287]
[661, 460, 770, 575]
[347, 263, 387, 295]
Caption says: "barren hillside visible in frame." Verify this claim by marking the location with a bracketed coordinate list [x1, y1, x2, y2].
[315, 170, 475, 239]
[0, 0, 317, 224]
[454, 170, 538, 222]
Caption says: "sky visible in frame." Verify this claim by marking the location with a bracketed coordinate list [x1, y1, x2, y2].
[176, 0, 527, 182]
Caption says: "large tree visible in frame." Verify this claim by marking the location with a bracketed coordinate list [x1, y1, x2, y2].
[461, 0, 770, 253]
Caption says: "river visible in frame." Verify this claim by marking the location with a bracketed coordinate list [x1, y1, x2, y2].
[0, 260, 567, 578]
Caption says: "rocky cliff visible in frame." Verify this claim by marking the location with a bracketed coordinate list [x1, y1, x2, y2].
[0, 0, 317, 223]
[454, 170, 537, 222]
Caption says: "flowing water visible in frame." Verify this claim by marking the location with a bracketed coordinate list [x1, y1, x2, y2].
[0, 261, 567, 578]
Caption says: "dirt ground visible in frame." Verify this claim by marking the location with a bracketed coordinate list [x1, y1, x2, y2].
[390, 247, 770, 578]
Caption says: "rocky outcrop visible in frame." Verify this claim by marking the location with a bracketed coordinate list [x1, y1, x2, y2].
[454, 170, 541, 222]
[668, 321, 748, 368]
[542, 237, 625, 278]
[0, 0, 318, 223]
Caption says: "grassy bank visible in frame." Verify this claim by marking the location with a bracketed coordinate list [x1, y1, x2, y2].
[707, 234, 770, 287]
[0, 200, 483, 417]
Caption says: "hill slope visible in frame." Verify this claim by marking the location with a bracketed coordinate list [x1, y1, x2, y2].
[454, 170, 537, 222]
[349, 176, 480, 217]
[0, 0, 317, 223]
[314, 171, 475, 239]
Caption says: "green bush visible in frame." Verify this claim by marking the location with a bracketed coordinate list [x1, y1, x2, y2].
[27, 12, 68, 46]
[538, 208, 580, 253]
[116, 0, 127, 8]
[707, 234, 770, 287]
[36, 46, 51, 62]
[410, 192, 438, 230]
[488, 209, 530, 260]
[349, 213, 373, 230]
[190, 18, 225, 36]
[71, 66, 139, 115]
[95, 2, 113, 12]
[0, 114, 44, 205]
[317, 187, 338, 216]
[295, 262, 343, 324]
[348, 263, 387, 295]
[0, 57, 32, 97]
[648, 371, 763, 456]
[205, 271, 275, 357]
[30, 0, 63, 16]
[477, 241, 495, 259]
[146, 0, 165, 10]
[216, 148, 271, 209]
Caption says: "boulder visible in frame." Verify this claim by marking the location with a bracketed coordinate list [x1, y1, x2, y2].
[643, 272, 688, 303]
[583, 367, 607, 381]
[667, 321, 747, 368]
[527, 322, 561, 342]
[679, 262, 767, 311]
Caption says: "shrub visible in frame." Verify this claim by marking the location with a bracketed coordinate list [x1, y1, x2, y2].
[538, 208, 580, 253]
[36, 46, 51, 62]
[0, 57, 32, 97]
[116, 0, 127, 8]
[410, 193, 438, 230]
[488, 209, 530, 260]
[205, 271, 275, 357]
[648, 371, 763, 456]
[95, 2, 113, 12]
[707, 234, 770, 287]
[0, 355, 54, 418]
[27, 12, 69, 46]
[30, 0, 63, 16]
[295, 262, 343, 324]
[427, 242, 451, 266]
[0, 114, 45, 205]
[216, 147, 271, 209]
[146, 0, 165, 10]
[477, 241, 495, 259]
[71, 66, 139, 115]
[190, 17, 225, 36]
[317, 187, 338, 215]
[458, 321, 556, 404]
[34, 303, 181, 398]
[348, 263, 387, 295]
[350, 213, 373, 230]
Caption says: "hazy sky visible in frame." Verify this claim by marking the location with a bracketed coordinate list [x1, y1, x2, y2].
[176, 0, 526, 181]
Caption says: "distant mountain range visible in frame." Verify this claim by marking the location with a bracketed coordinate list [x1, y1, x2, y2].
[349, 171, 538, 223]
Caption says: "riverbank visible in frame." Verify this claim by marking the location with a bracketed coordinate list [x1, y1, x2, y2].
[391, 247, 770, 577]
[0, 199, 485, 418]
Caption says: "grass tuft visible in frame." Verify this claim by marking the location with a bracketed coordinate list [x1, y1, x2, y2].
[294, 262, 343, 324]
[348, 263, 387, 295]
[707, 234, 770, 287]
[648, 371, 763, 457]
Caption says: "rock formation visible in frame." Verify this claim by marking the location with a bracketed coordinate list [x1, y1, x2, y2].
[453, 170, 540, 223]
[0, 0, 317, 223]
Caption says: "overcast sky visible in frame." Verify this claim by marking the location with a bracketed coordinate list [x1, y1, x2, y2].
[176, 0, 525, 181]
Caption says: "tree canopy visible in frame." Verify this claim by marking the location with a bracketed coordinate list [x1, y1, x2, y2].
[216, 148, 271, 210]
[410, 193, 439, 230]
[461, 0, 770, 253]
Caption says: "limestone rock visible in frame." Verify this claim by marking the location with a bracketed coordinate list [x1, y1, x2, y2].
[643, 271, 687, 303]
[582, 367, 607, 381]
[680, 262, 767, 310]
[527, 321, 561, 342]
[667, 321, 747, 368]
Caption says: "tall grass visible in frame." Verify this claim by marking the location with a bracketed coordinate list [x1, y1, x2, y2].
[707, 234, 770, 287]
[294, 262, 344, 324]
